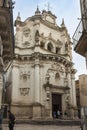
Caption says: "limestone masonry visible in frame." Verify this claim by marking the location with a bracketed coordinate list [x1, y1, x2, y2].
[6, 7, 77, 119]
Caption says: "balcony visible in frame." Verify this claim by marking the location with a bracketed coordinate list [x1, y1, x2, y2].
[73, 20, 87, 57]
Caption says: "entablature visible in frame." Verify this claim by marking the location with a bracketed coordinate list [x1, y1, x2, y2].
[14, 53, 72, 67]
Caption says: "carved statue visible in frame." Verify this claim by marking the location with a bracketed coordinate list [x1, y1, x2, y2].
[35, 30, 39, 42]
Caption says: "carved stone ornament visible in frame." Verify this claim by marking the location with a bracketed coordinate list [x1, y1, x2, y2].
[57, 39, 62, 47]
[23, 28, 31, 37]
[22, 41, 30, 47]
[46, 92, 50, 101]
[19, 88, 30, 96]
[35, 30, 39, 42]
[20, 71, 30, 80]
[51, 63, 64, 73]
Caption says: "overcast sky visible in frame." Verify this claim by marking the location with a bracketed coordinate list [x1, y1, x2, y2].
[13, 0, 87, 79]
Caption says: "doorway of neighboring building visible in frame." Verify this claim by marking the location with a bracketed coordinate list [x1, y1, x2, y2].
[52, 93, 62, 118]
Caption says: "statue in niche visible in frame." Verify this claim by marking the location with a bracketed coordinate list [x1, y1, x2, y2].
[35, 30, 39, 42]
[55, 72, 60, 79]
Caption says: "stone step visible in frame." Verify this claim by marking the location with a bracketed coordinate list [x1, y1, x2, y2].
[3, 119, 81, 126]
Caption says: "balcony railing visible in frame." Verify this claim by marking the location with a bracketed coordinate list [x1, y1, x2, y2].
[73, 20, 83, 49]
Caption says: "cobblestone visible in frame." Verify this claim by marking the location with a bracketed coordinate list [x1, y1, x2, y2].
[3, 124, 81, 130]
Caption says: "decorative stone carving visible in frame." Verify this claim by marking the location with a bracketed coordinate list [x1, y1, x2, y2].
[51, 63, 64, 73]
[22, 41, 30, 47]
[64, 77, 68, 87]
[55, 72, 60, 79]
[23, 28, 31, 37]
[65, 94, 70, 103]
[19, 87, 30, 96]
[57, 39, 62, 47]
[20, 71, 30, 80]
[19, 70, 30, 96]
[22, 28, 32, 47]
[45, 73, 50, 84]
[46, 92, 50, 101]
[35, 30, 39, 42]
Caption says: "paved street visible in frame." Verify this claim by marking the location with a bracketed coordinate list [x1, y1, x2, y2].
[3, 124, 81, 130]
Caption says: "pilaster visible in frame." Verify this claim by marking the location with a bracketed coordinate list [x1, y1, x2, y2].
[34, 54, 40, 103]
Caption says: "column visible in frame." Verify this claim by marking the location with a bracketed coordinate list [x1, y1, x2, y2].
[66, 67, 72, 103]
[34, 58, 40, 103]
[71, 70, 78, 118]
[71, 72, 77, 107]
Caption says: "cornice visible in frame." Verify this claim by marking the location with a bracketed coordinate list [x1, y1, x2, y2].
[14, 53, 72, 67]
[44, 83, 70, 90]
[15, 46, 34, 50]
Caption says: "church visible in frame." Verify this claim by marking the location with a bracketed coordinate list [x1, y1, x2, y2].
[6, 7, 77, 119]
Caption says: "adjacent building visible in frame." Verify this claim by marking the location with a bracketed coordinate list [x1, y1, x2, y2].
[75, 80, 80, 118]
[73, 0, 87, 59]
[0, 0, 14, 116]
[75, 75, 87, 125]
[73, 0, 87, 107]
[73, 0, 87, 129]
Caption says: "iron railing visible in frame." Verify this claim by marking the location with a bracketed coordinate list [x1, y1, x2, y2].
[72, 20, 83, 49]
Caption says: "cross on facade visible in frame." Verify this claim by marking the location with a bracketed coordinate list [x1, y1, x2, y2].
[45, 2, 52, 11]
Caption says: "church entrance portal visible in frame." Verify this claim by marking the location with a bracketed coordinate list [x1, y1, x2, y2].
[52, 93, 62, 118]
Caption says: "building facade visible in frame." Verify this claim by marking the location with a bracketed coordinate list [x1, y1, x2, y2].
[75, 80, 80, 118]
[0, 0, 14, 111]
[73, 0, 87, 58]
[7, 8, 77, 119]
[75, 75, 87, 129]
[73, 0, 87, 129]
[79, 74, 87, 107]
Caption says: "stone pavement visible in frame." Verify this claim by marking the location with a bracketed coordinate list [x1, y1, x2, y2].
[3, 124, 81, 130]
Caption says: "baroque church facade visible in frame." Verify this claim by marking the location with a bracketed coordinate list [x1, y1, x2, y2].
[6, 8, 77, 119]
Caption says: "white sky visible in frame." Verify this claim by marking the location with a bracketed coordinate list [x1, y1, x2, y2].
[13, 0, 87, 79]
